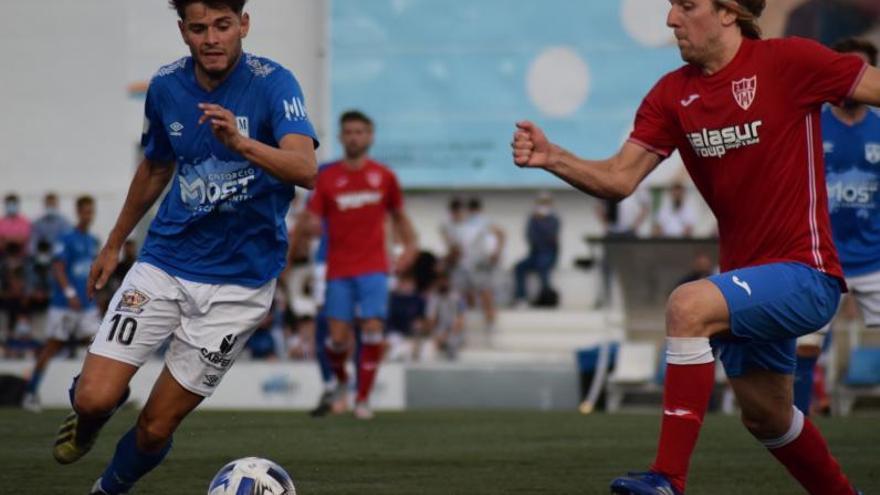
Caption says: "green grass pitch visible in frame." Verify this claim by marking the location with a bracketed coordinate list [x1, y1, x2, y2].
[1, 409, 877, 494]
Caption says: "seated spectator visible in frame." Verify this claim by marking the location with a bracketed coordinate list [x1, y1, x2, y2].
[440, 197, 466, 269]
[593, 186, 651, 308]
[513, 192, 560, 307]
[1, 247, 33, 358]
[386, 272, 427, 361]
[26, 240, 53, 314]
[653, 182, 698, 238]
[676, 252, 716, 287]
[448, 197, 504, 333]
[0, 194, 32, 252]
[29, 192, 72, 254]
[599, 186, 651, 238]
[420, 271, 466, 360]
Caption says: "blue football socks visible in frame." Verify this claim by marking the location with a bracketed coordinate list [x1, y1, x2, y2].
[794, 355, 818, 416]
[98, 427, 172, 494]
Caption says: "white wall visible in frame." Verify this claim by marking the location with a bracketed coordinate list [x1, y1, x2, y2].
[0, 0, 327, 239]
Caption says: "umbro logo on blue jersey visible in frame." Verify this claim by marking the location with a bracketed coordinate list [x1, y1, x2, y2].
[823, 141, 834, 154]
[283, 97, 307, 121]
[169, 121, 184, 137]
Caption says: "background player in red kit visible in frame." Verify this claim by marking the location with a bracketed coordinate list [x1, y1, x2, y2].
[306, 110, 417, 419]
[512, 0, 880, 494]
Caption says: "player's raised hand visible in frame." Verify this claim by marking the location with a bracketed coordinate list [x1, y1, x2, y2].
[199, 103, 244, 151]
[512, 121, 553, 168]
[87, 244, 120, 299]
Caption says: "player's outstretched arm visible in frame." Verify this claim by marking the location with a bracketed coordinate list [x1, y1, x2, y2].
[851, 65, 880, 106]
[391, 210, 419, 274]
[52, 259, 81, 311]
[87, 158, 174, 297]
[286, 210, 320, 267]
[512, 121, 662, 200]
[199, 103, 317, 188]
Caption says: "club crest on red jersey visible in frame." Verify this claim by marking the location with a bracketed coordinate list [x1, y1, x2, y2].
[732, 76, 757, 111]
[367, 171, 383, 188]
[866, 143, 880, 164]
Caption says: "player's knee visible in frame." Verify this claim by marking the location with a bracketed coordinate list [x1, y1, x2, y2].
[740, 408, 789, 440]
[73, 388, 119, 418]
[362, 319, 383, 334]
[666, 285, 709, 338]
[136, 413, 176, 452]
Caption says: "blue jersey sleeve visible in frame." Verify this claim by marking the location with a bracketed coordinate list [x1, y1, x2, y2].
[266, 69, 319, 147]
[52, 237, 68, 265]
[141, 82, 175, 162]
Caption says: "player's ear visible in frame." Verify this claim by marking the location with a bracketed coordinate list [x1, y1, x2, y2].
[240, 12, 250, 39]
[177, 19, 187, 42]
[716, 4, 738, 29]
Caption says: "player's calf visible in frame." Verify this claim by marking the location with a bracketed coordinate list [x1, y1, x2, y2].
[54, 376, 131, 465]
[760, 406, 857, 495]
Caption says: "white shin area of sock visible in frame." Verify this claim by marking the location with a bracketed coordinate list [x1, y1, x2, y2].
[761, 406, 805, 450]
[666, 337, 714, 365]
[361, 331, 384, 345]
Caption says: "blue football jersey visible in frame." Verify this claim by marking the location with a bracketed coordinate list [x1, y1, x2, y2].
[50, 229, 99, 309]
[823, 106, 880, 276]
[139, 54, 318, 287]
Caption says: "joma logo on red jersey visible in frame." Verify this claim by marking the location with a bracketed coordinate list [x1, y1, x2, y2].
[336, 191, 383, 211]
[686, 120, 763, 158]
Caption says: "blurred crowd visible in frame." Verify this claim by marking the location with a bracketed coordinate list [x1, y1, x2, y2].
[0, 193, 138, 360]
[2, 185, 707, 362]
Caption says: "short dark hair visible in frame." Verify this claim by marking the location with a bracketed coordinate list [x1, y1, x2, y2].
[467, 197, 482, 211]
[169, 0, 246, 20]
[339, 110, 373, 128]
[715, 0, 765, 40]
[76, 195, 95, 210]
[448, 197, 463, 211]
[832, 37, 878, 67]
[4, 193, 18, 203]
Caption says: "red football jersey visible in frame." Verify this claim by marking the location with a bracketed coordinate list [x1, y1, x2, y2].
[308, 159, 403, 279]
[630, 37, 866, 278]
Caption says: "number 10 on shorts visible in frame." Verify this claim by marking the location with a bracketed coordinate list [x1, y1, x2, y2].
[107, 314, 138, 346]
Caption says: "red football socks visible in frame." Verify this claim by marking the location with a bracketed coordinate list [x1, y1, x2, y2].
[356, 343, 383, 404]
[324, 342, 349, 385]
[651, 361, 715, 493]
[768, 417, 855, 495]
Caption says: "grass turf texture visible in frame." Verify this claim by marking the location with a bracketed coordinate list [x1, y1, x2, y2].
[1, 409, 877, 494]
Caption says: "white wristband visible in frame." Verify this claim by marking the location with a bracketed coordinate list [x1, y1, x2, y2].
[64, 286, 77, 299]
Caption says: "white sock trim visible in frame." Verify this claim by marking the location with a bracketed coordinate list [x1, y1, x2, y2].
[361, 331, 384, 345]
[666, 337, 714, 365]
[325, 337, 347, 352]
[762, 406, 805, 450]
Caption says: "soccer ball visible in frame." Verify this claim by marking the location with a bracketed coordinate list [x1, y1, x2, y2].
[207, 457, 296, 495]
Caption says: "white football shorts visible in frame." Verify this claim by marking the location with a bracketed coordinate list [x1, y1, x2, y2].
[89, 262, 275, 396]
[45, 306, 101, 341]
[798, 268, 880, 346]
